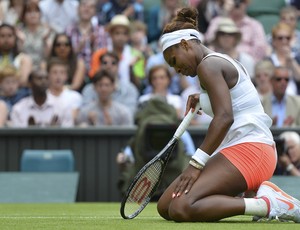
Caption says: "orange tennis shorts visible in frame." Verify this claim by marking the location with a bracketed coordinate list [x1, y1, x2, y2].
[220, 142, 277, 191]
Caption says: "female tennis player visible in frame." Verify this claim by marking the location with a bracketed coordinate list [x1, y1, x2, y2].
[157, 7, 300, 222]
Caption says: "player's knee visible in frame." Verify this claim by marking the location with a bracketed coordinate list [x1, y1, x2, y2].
[157, 201, 172, 220]
[168, 200, 193, 222]
[168, 199, 208, 222]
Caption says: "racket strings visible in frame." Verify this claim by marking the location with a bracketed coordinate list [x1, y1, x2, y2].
[124, 161, 163, 218]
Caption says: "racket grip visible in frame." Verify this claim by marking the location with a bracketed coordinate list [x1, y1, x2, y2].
[174, 102, 201, 138]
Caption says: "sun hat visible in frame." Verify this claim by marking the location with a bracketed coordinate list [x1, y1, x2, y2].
[107, 14, 130, 32]
[216, 17, 241, 35]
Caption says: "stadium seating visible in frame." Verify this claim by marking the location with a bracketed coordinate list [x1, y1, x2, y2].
[254, 14, 280, 34]
[20, 149, 75, 172]
[247, 0, 286, 17]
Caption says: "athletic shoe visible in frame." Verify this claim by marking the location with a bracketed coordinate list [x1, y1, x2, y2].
[256, 181, 300, 223]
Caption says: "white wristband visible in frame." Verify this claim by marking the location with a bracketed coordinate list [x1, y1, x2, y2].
[192, 148, 210, 167]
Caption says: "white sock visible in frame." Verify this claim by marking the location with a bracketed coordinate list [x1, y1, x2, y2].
[244, 198, 268, 217]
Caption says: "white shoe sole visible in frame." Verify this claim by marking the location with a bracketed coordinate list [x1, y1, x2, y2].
[258, 181, 300, 223]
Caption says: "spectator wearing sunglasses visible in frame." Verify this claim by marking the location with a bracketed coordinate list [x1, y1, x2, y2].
[261, 66, 300, 127]
[266, 6, 300, 58]
[81, 51, 139, 114]
[267, 22, 300, 95]
[89, 14, 145, 88]
[43, 33, 86, 92]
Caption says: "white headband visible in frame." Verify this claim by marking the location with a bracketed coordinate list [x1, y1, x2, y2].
[160, 29, 203, 52]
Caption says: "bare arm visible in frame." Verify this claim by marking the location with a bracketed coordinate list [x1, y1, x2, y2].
[70, 58, 86, 91]
[18, 54, 33, 87]
[197, 57, 234, 155]
[0, 101, 8, 127]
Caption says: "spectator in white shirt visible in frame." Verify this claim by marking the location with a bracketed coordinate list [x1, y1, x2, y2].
[39, 0, 78, 33]
[10, 69, 73, 127]
[46, 57, 83, 124]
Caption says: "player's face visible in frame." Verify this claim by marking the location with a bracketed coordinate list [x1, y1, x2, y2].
[163, 43, 197, 77]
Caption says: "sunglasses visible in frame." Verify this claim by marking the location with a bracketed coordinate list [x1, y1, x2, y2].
[55, 42, 70, 47]
[102, 60, 118, 65]
[275, 36, 291, 41]
[274, 77, 290, 82]
[217, 31, 237, 36]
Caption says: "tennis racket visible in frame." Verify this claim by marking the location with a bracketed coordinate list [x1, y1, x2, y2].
[120, 103, 201, 219]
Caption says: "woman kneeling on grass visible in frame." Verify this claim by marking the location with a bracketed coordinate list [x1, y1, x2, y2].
[157, 7, 300, 223]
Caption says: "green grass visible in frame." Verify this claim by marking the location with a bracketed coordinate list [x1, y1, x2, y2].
[0, 203, 298, 230]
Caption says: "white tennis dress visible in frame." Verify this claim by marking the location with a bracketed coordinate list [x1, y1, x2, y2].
[199, 53, 274, 156]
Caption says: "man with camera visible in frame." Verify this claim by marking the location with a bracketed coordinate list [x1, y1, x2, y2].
[275, 131, 300, 176]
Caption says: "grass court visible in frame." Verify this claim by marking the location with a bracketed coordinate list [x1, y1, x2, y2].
[0, 202, 299, 230]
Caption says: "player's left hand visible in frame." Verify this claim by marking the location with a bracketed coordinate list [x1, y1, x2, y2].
[172, 165, 201, 198]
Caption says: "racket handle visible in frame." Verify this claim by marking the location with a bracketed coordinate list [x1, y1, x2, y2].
[174, 102, 201, 138]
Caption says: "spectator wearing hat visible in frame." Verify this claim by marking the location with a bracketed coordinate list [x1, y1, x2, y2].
[89, 14, 145, 91]
[209, 17, 255, 78]
[205, 0, 268, 62]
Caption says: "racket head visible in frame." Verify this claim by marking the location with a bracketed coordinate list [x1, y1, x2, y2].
[120, 139, 177, 219]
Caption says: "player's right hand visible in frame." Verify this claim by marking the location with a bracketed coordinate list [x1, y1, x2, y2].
[185, 93, 201, 116]
[172, 165, 201, 198]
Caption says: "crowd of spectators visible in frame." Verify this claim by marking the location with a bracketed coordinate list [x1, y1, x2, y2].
[1, 0, 300, 174]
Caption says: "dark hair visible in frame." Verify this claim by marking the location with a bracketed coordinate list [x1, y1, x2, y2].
[162, 7, 199, 34]
[20, 2, 41, 24]
[46, 57, 68, 73]
[28, 69, 47, 82]
[92, 69, 115, 85]
[50, 33, 77, 84]
[148, 65, 172, 86]
[0, 23, 19, 57]
[100, 51, 119, 64]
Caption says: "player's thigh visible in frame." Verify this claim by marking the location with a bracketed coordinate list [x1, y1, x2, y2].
[158, 152, 247, 208]
[187, 152, 247, 201]
[157, 174, 182, 213]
